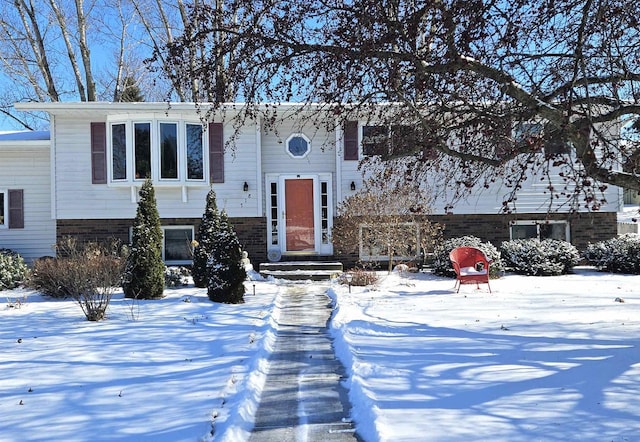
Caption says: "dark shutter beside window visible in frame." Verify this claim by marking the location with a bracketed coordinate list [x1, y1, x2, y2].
[344, 121, 359, 161]
[91, 122, 107, 184]
[8, 189, 24, 229]
[208, 122, 224, 183]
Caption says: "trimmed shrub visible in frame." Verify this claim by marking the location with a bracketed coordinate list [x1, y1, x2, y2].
[122, 179, 165, 299]
[0, 249, 28, 290]
[584, 234, 640, 274]
[501, 238, 579, 276]
[432, 236, 504, 278]
[192, 189, 221, 288]
[206, 210, 246, 304]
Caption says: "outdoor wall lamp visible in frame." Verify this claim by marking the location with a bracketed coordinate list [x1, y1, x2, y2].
[243, 181, 249, 192]
[350, 181, 356, 191]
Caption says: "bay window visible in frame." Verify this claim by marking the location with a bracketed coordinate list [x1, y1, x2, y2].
[107, 119, 207, 185]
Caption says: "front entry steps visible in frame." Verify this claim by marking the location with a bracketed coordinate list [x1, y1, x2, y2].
[259, 261, 343, 281]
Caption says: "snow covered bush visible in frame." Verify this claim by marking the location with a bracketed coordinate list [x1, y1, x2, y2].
[165, 266, 190, 287]
[122, 179, 165, 299]
[432, 236, 504, 278]
[206, 210, 246, 304]
[584, 234, 640, 274]
[0, 249, 28, 290]
[500, 239, 579, 276]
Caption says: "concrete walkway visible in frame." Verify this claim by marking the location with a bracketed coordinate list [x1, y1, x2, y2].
[249, 283, 361, 441]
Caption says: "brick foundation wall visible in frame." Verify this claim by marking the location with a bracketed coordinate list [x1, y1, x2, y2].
[56, 217, 268, 266]
[429, 211, 617, 252]
[333, 211, 618, 269]
[56, 211, 616, 268]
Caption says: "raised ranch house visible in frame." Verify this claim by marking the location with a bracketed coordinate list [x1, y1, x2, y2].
[1, 102, 621, 266]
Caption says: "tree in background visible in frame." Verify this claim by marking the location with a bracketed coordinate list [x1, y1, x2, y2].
[116, 76, 145, 102]
[0, 0, 221, 129]
[332, 173, 441, 273]
[164, 0, 640, 211]
[206, 209, 246, 304]
[122, 179, 165, 299]
[192, 189, 221, 288]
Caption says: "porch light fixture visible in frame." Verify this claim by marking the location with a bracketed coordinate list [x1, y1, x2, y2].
[243, 181, 249, 192]
[350, 181, 356, 191]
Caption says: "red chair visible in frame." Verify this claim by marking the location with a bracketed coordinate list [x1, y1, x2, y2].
[449, 247, 492, 293]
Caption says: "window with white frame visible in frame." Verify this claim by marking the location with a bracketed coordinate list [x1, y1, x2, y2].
[108, 119, 206, 184]
[162, 226, 194, 264]
[0, 190, 6, 227]
[286, 133, 311, 158]
[510, 220, 570, 242]
[128, 225, 194, 264]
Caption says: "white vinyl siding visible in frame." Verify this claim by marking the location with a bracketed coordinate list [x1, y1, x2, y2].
[0, 146, 55, 262]
[53, 115, 260, 220]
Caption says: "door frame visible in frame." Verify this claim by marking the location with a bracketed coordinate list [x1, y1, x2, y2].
[265, 173, 333, 258]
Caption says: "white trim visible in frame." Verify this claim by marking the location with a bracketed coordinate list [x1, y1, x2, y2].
[256, 120, 263, 216]
[106, 117, 208, 187]
[265, 173, 334, 255]
[50, 114, 57, 220]
[162, 225, 194, 265]
[285, 133, 312, 159]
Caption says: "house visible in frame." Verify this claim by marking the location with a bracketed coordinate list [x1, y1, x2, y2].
[2, 102, 620, 266]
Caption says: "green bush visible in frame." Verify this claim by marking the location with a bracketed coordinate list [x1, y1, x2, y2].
[0, 249, 28, 290]
[584, 234, 640, 274]
[192, 189, 220, 288]
[501, 238, 579, 276]
[432, 236, 504, 278]
[206, 210, 246, 304]
[165, 266, 190, 287]
[122, 179, 165, 299]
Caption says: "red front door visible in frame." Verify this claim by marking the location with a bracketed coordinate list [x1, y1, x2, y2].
[285, 179, 315, 251]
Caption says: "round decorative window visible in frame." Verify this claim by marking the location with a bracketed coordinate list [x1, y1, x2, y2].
[286, 134, 311, 158]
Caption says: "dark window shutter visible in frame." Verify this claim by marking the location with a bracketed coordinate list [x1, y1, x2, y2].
[344, 121, 359, 160]
[91, 122, 107, 184]
[8, 189, 24, 229]
[209, 122, 224, 183]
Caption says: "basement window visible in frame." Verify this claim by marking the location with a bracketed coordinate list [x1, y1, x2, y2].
[510, 220, 570, 242]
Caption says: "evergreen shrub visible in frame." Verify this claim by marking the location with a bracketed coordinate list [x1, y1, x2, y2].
[122, 179, 165, 299]
[432, 236, 504, 278]
[206, 210, 246, 304]
[584, 234, 640, 274]
[0, 249, 28, 290]
[192, 189, 220, 288]
[500, 238, 579, 276]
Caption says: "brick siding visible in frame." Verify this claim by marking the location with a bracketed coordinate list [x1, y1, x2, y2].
[56, 211, 616, 268]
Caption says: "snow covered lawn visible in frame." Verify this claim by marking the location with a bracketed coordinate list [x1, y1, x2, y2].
[330, 268, 640, 442]
[0, 281, 283, 442]
[2, 268, 640, 441]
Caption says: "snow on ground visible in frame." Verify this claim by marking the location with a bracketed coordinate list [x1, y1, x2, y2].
[329, 268, 640, 442]
[2, 268, 640, 441]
